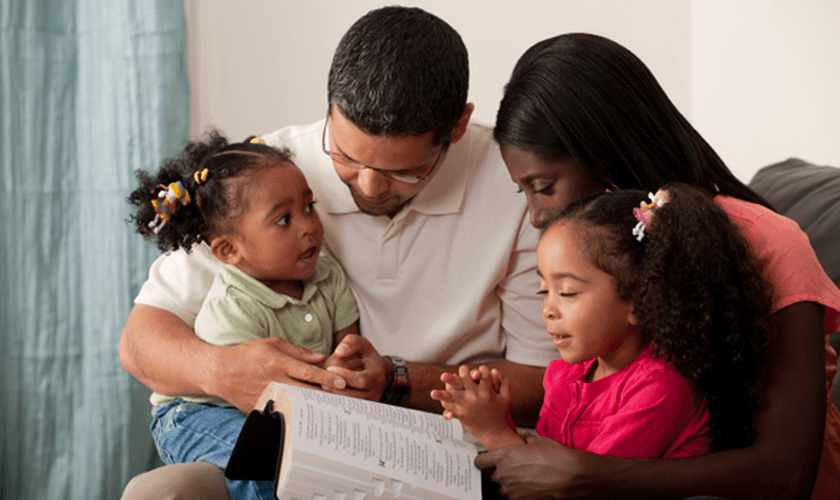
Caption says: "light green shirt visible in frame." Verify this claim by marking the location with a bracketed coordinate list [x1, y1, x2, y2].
[150, 254, 359, 407]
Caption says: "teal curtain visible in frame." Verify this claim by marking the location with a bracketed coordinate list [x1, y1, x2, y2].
[1, 1, 188, 498]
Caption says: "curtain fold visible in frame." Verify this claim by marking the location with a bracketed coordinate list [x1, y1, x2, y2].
[1, 1, 188, 498]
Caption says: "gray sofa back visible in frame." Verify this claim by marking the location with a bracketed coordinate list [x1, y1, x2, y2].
[749, 158, 840, 289]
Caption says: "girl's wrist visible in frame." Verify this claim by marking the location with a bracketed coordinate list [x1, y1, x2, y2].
[477, 426, 527, 452]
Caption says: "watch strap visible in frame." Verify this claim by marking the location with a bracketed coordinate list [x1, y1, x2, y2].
[381, 355, 410, 406]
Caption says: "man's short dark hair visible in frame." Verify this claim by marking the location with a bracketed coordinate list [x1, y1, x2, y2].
[327, 6, 469, 146]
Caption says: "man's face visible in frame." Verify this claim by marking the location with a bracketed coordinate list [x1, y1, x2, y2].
[324, 105, 446, 218]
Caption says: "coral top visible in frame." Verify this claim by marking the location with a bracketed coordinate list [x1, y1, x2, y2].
[717, 195, 840, 499]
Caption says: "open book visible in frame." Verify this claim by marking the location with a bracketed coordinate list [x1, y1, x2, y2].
[225, 382, 481, 500]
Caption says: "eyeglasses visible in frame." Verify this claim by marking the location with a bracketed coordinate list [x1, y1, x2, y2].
[321, 119, 444, 184]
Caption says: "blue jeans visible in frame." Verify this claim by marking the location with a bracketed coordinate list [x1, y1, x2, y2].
[151, 399, 274, 500]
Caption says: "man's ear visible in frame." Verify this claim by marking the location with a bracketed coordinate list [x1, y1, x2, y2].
[449, 103, 475, 145]
[210, 235, 242, 265]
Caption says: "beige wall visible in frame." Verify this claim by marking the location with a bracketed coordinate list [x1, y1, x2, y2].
[691, 0, 840, 180]
[185, 0, 839, 183]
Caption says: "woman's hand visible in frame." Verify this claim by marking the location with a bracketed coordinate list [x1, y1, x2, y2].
[475, 435, 613, 500]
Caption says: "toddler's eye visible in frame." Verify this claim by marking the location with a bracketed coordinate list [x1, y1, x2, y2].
[275, 214, 290, 226]
[536, 290, 547, 295]
[306, 201, 317, 213]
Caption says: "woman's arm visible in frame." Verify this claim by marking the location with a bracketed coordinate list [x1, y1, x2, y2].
[119, 304, 349, 413]
[476, 302, 827, 499]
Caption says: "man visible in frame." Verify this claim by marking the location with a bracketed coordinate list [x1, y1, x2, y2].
[120, 6, 553, 499]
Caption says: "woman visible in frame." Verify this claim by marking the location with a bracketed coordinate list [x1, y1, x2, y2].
[479, 33, 840, 500]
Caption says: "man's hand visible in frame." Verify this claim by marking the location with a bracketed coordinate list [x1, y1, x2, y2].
[209, 336, 349, 413]
[322, 334, 389, 401]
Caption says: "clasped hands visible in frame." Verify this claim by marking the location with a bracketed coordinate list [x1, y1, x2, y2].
[431, 365, 525, 451]
[322, 333, 390, 401]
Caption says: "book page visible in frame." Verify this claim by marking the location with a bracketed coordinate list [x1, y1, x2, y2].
[273, 383, 480, 500]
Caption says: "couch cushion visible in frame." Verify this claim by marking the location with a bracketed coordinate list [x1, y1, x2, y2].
[749, 158, 840, 289]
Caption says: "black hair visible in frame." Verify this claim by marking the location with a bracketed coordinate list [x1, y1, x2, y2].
[327, 6, 469, 146]
[128, 129, 293, 253]
[495, 33, 774, 210]
[544, 184, 771, 451]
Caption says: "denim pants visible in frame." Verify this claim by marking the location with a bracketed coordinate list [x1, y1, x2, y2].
[151, 399, 274, 500]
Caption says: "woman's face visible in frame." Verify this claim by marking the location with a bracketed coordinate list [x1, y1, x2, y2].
[501, 145, 605, 229]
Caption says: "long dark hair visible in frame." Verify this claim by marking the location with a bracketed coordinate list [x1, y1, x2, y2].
[545, 184, 771, 450]
[495, 33, 773, 210]
[128, 130, 293, 253]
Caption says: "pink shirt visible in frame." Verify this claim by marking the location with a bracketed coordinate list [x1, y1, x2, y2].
[536, 345, 712, 458]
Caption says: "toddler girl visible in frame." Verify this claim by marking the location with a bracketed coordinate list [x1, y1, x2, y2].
[128, 130, 359, 496]
[432, 184, 770, 457]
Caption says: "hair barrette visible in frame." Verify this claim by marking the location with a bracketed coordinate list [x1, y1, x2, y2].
[249, 137, 265, 144]
[194, 168, 209, 185]
[632, 190, 668, 242]
[148, 181, 192, 234]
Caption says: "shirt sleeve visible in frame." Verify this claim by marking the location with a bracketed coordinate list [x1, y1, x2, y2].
[747, 212, 840, 333]
[134, 244, 219, 327]
[194, 291, 269, 347]
[497, 214, 558, 367]
[585, 368, 709, 458]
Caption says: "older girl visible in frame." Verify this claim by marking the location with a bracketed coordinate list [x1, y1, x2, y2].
[435, 186, 769, 460]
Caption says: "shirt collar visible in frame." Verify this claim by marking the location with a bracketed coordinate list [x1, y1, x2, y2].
[219, 260, 330, 308]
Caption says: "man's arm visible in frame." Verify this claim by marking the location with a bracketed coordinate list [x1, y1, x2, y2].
[323, 334, 546, 425]
[119, 304, 349, 413]
[476, 302, 826, 499]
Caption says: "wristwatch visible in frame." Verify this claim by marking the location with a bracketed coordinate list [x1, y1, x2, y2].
[381, 355, 410, 406]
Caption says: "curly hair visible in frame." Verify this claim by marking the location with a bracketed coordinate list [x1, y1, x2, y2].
[327, 6, 469, 146]
[545, 184, 771, 451]
[127, 129, 293, 253]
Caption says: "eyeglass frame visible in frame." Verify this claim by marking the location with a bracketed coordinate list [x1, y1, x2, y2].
[321, 118, 446, 184]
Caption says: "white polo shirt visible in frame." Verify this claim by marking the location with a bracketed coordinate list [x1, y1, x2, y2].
[135, 120, 556, 367]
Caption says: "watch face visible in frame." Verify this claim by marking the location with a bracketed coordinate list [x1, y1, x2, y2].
[391, 357, 409, 384]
